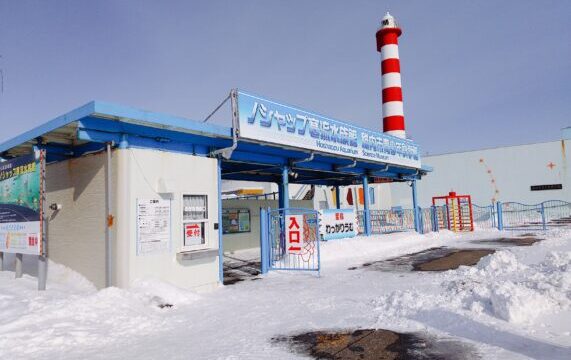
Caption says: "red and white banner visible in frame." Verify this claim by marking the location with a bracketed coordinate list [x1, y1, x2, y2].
[286, 215, 305, 254]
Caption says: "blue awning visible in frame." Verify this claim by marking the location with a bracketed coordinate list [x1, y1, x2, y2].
[0, 100, 430, 186]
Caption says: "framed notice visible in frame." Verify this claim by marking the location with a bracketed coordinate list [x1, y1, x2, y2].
[0, 150, 45, 255]
[136, 199, 171, 255]
[222, 209, 251, 234]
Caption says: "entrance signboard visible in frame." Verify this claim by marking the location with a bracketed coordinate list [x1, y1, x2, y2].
[236, 90, 421, 168]
[285, 214, 305, 255]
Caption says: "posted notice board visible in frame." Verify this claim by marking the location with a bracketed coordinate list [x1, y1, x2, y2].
[136, 199, 171, 255]
[222, 209, 251, 234]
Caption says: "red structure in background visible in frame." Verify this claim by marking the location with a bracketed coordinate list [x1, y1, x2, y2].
[376, 12, 406, 139]
[432, 192, 474, 232]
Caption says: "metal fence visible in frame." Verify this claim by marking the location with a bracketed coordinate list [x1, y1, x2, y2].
[543, 200, 571, 227]
[266, 208, 320, 273]
[500, 202, 544, 230]
[354, 200, 571, 235]
[499, 200, 571, 230]
[472, 204, 496, 229]
[419, 207, 437, 234]
[357, 208, 421, 234]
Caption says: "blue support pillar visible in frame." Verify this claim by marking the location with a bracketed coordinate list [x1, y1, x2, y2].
[431, 205, 439, 232]
[540, 202, 547, 230]
[217, 158, 224, 284]
[362, 175, 372, 236]
[496, 201, 504, 230]
[280, 165, 290, 209]
[490, 204, 496, 228]
[278, 186, 284, 209]
[259, 208, 269, 274]
[335, 185, 341, 209]
[411, 180, 421, 233]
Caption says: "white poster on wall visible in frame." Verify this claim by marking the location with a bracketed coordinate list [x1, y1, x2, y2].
[136, 199, 171, 255]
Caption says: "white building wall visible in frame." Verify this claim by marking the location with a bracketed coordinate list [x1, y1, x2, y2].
[45, 152, 111, 289]
[114, 148, 220, 292]
[391, 139, 570, 207]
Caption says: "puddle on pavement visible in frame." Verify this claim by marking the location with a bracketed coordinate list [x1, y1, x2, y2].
[472, 236, 543, 247]
[274, 329, 479, 359]
[414, 249, 495, 271]
[223, 256, 261, 285]
[348, 247, 496, 272]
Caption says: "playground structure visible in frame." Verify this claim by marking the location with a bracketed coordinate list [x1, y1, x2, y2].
[432, 192, 474, 232]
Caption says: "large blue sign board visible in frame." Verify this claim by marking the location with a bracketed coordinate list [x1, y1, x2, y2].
[236, 91, 421, 168]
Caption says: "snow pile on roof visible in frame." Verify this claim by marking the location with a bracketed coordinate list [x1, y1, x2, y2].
[374, 246, 571, 325]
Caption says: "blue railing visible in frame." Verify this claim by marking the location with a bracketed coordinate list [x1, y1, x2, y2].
[357, 207, 429, 235]
[355, 200, 571, 235]
[262, 208, 321, 274]
[498, 200, 571, 230]
[472, 204, 496, 229]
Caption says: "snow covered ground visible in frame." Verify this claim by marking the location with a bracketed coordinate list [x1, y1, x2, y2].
[0, 229, 570, 359]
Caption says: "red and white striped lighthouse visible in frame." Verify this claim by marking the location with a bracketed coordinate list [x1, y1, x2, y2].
[376, 12, 406, 139]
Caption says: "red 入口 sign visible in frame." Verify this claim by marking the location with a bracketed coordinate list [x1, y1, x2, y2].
[286, 215, 305, 254]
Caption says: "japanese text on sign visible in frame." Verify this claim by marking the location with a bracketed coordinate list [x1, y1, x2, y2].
[184, 223, 203, 246]
[319, 209, 357, 240]
[136, 199, 171, 255]
[236, 91, 421, 168]
[0, 151, 45, 255]
[286, 215, 305, 254]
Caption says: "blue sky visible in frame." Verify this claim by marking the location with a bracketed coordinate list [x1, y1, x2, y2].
[0, 0, 569, 154]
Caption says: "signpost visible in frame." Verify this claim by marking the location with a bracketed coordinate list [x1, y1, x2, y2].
[319, 209, 358, 240]
[0, 150, 46, 289]
[236, 90, 421, 169]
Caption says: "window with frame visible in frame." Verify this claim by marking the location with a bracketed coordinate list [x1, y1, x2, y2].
[182, 194, 208, 248]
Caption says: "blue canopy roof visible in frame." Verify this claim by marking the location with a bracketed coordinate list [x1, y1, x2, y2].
[0, 100, 430, 186]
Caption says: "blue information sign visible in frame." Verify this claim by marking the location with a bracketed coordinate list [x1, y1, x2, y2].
[236, 91, 421, 168]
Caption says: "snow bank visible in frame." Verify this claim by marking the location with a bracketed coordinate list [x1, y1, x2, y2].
[130, 278, 201, 307]
[374, 245, 571, 325]
[0, 261, 201, 358]
[320, 230, 456, 264]
[46, 260, 97, 293]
